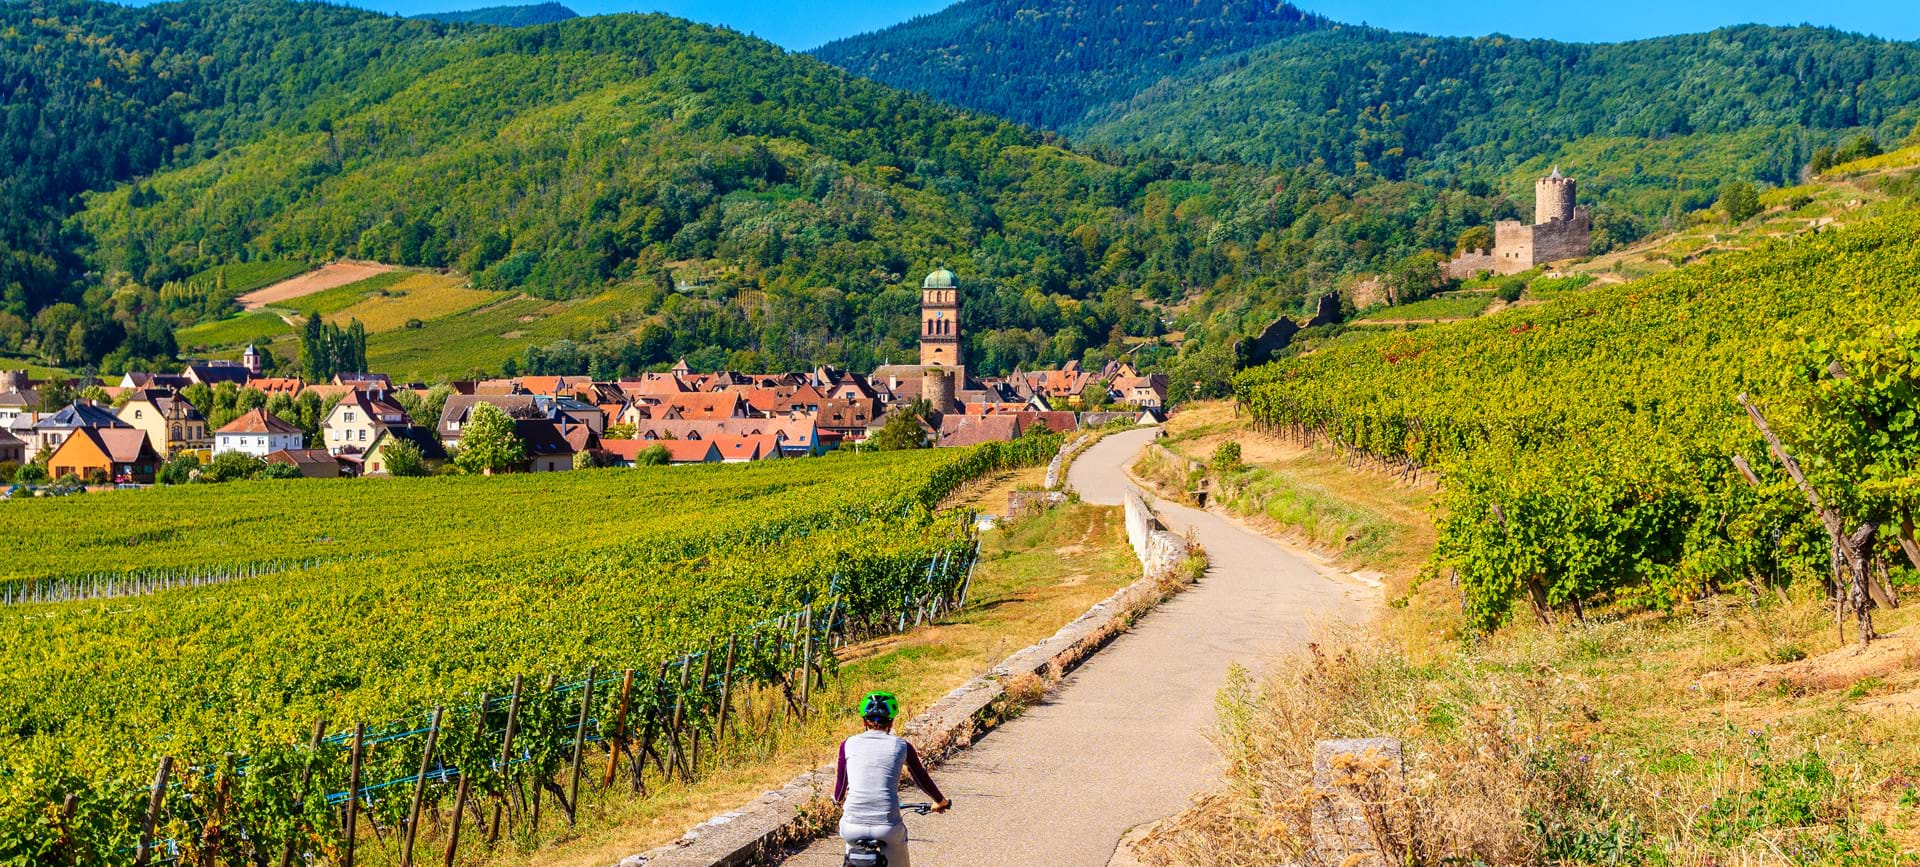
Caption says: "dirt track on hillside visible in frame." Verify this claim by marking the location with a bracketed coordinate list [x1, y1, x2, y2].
[238, 261, 393, 310]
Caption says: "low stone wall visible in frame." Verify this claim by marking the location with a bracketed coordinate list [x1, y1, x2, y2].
[1122, 490, 1189, 581]
[622, 495, 1196, 867]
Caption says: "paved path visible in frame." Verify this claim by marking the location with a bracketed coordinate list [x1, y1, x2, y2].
[787, 428, 1370, 866]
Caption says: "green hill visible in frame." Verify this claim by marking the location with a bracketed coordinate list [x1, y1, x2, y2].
[812, 0, 1331, 132]
[413, 2, 577, 26]
[821, 4, 1920, 224]
[67, 1, 1536, 377]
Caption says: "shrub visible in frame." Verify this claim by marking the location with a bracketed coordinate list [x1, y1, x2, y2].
[1211, 440, 1243, 474]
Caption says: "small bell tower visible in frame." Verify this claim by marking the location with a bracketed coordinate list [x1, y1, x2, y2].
[918, 268, 961, 367]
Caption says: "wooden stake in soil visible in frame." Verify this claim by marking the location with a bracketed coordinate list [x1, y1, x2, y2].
[566, 667, 595, 825]
[692, 646, 713, 772]
[442, 695, 487, 867]
[716, 637, 738, 749]
[278, 719, 328, 867]
[400, 707, 444, 867]
[135, 755, 172, 867]
[799, 605, 816, 718]
[532, 673, 556, 833]
[603, 670, 634, 789]
[491, 676, 524, 843]
[344, 724, 367, 867]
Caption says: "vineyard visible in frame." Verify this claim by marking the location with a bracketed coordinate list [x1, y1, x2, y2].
[0, 436, 1059, 863]
[1238, 207, 1920, 630]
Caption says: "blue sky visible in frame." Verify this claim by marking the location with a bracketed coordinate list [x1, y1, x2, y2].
[370, 0, 1920, 49]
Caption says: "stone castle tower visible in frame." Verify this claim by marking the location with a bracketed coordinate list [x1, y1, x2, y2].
[1535, 167, 1577, 225]
[918, 268, 961, 367]
[1446, 167, 1592, 278]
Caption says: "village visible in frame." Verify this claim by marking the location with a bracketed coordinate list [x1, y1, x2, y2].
[0, 270, 1166, 487]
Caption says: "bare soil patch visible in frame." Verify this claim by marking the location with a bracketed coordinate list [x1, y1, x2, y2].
[1702, 622, 1920, 695]
[238, 261, 393, 310]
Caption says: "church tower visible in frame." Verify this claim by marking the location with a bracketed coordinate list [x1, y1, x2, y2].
[918, 268, 961, 367]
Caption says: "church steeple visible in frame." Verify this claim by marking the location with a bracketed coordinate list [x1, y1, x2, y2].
[918, 268, 961, 367]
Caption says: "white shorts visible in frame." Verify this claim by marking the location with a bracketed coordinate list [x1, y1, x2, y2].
[839, 819, 910, 867]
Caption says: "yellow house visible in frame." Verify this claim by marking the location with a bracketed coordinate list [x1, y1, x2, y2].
[117, 390, 208, 458]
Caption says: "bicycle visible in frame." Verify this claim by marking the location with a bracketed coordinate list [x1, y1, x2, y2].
[843, 802, 936, 867]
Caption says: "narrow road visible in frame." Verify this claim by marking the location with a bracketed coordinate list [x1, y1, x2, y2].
[788, 428, 1371, 866]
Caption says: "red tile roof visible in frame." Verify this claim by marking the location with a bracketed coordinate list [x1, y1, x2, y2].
[218, 408, 301, 435]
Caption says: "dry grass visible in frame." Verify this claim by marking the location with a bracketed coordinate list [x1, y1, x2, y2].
[1131, 593, 1920, 866]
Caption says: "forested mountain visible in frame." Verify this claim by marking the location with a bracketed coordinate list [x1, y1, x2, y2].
[0, 0, 467, 369]
[819, 3, 1920, 220]
[812, 0, 1329, 132]
[413, 2, 577, 27]
[66, 1, 1519, 377]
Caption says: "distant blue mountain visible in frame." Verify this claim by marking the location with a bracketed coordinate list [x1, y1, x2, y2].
[414, 2, 577, 26]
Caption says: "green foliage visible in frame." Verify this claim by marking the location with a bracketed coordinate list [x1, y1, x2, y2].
[1211, 440, 1243, 475]
[634, 443, 670, 466]
[452, 402, 524, 474]
[1238, 208, 1920, 630]
[815, 0, 1329, 133]
[202, 451, 268, 482]
[157, 453, 200, 486]
[299, 315, 366, 382]
[414, 1, 576, 26]
[1782, 326, 1920, 529]
[381, 438, 429, 477]
[0, 444, 1058, 860]
[14, 464, 45, 485]
[1719, 180, 1763, 223]
[869, 403, 929, 452]
[1355, 294, 1492, 322]
[1695, 743, 1906, 863]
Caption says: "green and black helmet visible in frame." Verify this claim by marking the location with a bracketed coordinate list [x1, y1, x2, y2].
[860, 691, 899, 724]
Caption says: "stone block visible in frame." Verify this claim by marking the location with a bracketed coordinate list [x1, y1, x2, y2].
[1308, 737, 1409, 867]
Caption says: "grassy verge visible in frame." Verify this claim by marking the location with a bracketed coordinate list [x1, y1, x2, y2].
[1128, 401, 1920, 864]
[457, 502, 1141, 867]
[1155, 401, 1434, 592]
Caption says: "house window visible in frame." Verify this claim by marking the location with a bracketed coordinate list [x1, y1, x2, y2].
[359, 429, 367, 441]
[134, 410, 143, 419]
[345, 412, 355, 422]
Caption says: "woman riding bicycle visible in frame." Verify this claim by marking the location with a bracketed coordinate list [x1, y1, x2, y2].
[832, 691, 951, 866]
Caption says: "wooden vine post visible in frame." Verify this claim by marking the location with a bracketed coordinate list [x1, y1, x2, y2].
[1739, 394, 1876, 647]
[691, 647, 712, 772]
[716, 637, 737, 749]
[443, 696, 485, 867]
[278, 719, 328, 867]
[566, 667, 596, 825]
[400, 707, 444, 867]
[135, 755, 171, 867]
[604, 670, 635, 789]
[799, 604, 815, 719]
[491, 676, 524, 843]
[532, 674, 556, 832]
[344, 724, 367, 867]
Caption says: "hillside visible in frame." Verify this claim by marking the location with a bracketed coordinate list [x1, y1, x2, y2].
[821, 3, 1920, 224]
[65, 1, 1552, 378]
[413, 1, 577, 26]
[1238, 191, 1920, 629]
[813, 0, 1330, 132]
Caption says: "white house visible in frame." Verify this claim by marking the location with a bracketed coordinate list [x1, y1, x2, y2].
[322, 390, 409, 455]
[213, 408, 304, 458]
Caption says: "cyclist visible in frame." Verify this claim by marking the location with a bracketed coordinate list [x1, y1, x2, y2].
[832, 691, 951, 866]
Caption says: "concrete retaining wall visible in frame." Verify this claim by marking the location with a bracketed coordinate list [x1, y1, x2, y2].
[622, 494, 1194, 867]
[1044, 434, 1093, 490]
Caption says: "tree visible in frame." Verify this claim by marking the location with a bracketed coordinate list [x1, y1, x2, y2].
[158, 452, 200, 485]
[453, 402, 524, 475]
[1211, 440, 1243, 474]
[15, 463, 45, 485]
[869, 399, 931, 451]
[572, 448, 598, 470]
[37, 380, 75, 412]
[635, 444, 670, 466]
[259, 461, 304, 480]
[383, 438, 429, 477]
[1456, 225, 1494, 254]
[1719, 180, 1762, 223]
[203, 450, 266, 482]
